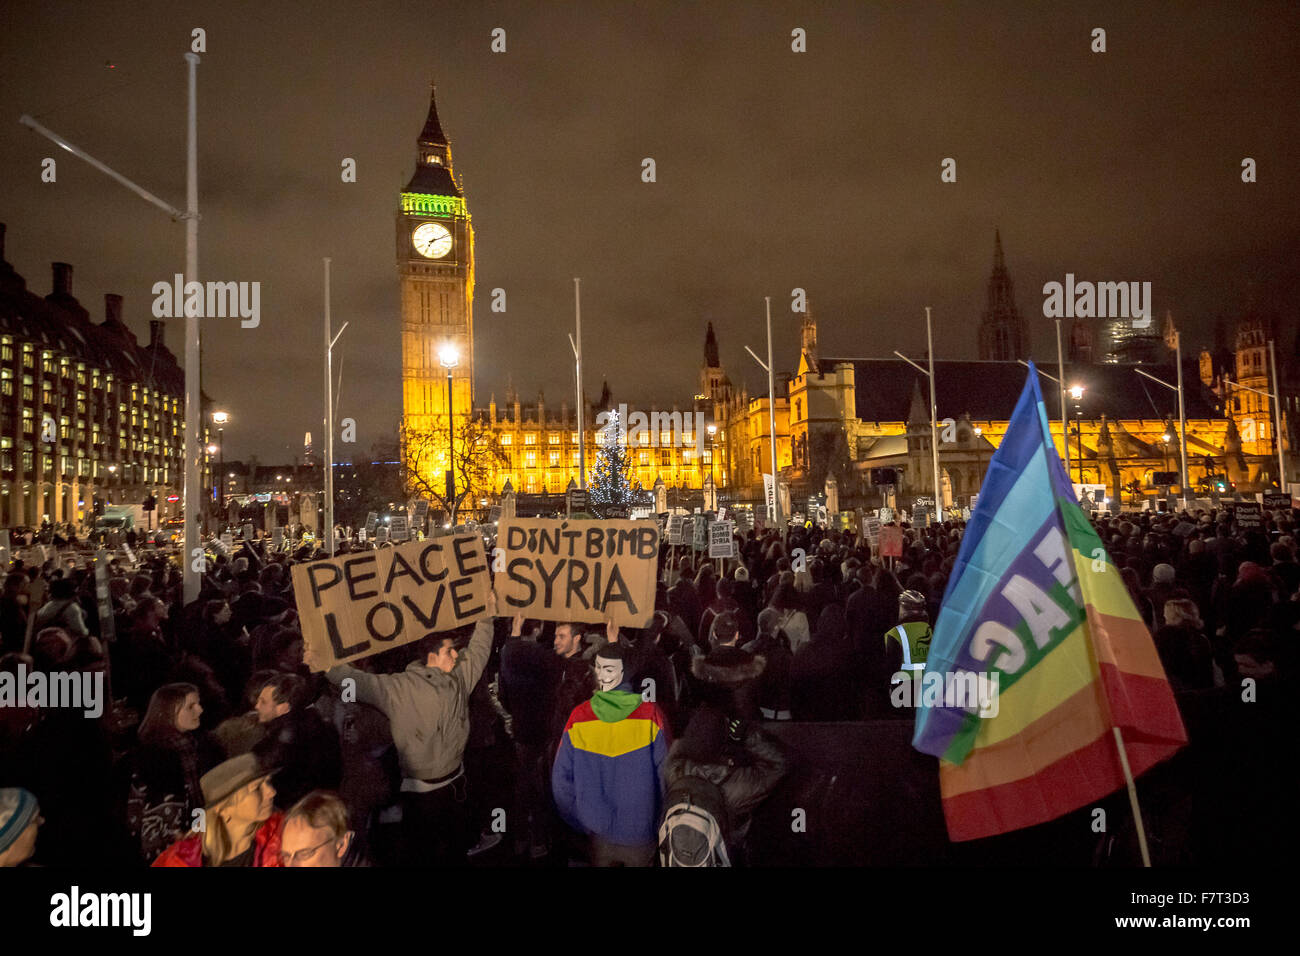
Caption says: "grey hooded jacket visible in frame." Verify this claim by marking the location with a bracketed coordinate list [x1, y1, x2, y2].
[323, 617, 494, 781]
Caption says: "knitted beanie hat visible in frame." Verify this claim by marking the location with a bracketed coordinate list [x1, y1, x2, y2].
[0, 788, 39, 857]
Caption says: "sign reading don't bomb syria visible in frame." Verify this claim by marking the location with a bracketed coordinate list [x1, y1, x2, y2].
[293, 536, 491, 670]
[494, 517, 659, 628]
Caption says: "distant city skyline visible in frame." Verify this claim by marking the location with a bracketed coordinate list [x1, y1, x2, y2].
[3, 0, 1297, 460]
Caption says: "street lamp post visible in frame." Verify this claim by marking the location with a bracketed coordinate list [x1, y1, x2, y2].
[745, 298, 783, 530]
[893, 306, 944, 524]
[439, 343, 460, 524]
[213, 411, 228, 517]
[20, 51, 203, 603]
[973, 426, 984, 500]
[1069, 385, 1085, 485]
[205, 442, 218, 533]
[569, 279, 586, 490]
[706, 423, 718, 511]
[1136, 343, 1190, 505]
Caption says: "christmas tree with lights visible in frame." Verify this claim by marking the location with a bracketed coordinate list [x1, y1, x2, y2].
[590, 408, 633, 515]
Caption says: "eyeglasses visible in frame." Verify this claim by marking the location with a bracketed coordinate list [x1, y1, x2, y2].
[279, 836, 336, 866]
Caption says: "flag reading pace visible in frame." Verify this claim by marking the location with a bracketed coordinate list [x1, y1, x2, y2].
[912, 363, 1187, 841]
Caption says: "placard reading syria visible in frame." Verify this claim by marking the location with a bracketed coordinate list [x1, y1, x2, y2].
[293, 535, 491, 671]
[494, 517, 659, 627]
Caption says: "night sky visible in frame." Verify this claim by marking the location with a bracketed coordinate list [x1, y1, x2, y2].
[2, 0, 1297, 463]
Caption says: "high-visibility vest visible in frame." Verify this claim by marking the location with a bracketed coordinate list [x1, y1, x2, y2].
[885, 622, 932, 678]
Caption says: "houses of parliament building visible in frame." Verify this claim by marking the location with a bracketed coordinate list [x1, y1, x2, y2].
[398, 87, 1298, 518]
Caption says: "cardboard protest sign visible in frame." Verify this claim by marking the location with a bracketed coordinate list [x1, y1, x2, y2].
[1262, 491, 1290, 510]
[390, 514, 411, 542]
[666, 515, 685, 545]
[862, 515, 881, 547]
[709, 520, 735, 558]
[375, 525, 389, 545]
[412, 500, 430, 533]
[879, 525, 904, 559]
[692, 515, 708, 551]
[221, 532, 234, 552]
[364, 512, 379, 536]
[488, 506, 502, 525]
[272, 527, 284, 551]
[293, 535, 491, 671]
[494, 517, 660, 627]
[243, 523, 254, 541]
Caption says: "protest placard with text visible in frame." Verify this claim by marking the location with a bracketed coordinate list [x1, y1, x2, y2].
[293, 535, 491, 671]
[493, 517, 659, 627]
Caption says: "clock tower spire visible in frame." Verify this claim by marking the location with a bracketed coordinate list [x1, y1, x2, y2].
[398, 83, 475, 484]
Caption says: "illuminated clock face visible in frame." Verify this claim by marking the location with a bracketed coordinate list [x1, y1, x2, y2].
[412, 221, 452, 259]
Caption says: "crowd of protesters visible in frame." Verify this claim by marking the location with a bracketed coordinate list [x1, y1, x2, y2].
[0, 501, 1296, 867]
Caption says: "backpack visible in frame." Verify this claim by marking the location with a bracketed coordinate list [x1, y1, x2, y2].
[658, 772, 732, 867]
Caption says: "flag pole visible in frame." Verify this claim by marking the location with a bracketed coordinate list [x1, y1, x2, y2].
[1057, 319, 1070, 479]
[1111, 726, 1152, 867]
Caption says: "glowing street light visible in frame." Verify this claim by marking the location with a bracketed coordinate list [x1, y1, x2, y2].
[212, 411, 228, 514]
[1069, 386, 1086, 483]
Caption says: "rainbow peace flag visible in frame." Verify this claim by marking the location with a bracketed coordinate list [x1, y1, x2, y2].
[912, 363, 1187, 841]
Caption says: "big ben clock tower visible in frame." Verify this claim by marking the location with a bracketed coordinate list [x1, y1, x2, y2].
[398, 84, 475, 454]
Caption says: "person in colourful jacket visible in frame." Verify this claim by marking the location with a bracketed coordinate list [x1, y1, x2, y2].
[552, 628, 670, 867]
[153, 753, 283, 867]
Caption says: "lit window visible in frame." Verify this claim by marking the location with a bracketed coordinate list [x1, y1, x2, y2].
[549, 452, 560, 466]
[549, 434, 559, 445]
[525, 451, 536, 468]
[524, 433, 536, 445]
[500, 434, 511, 445]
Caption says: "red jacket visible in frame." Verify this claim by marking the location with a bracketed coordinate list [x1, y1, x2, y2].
[152, 812, 285, 867]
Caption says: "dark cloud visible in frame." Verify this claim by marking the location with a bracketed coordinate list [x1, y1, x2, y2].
[2, 0, 1297, 461]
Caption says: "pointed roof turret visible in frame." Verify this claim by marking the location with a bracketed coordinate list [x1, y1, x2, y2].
[704, 322, 720, 367]
[978, 229, 1030, 360]
[403, 83, 462, 198]
[907, 378, 928, 427]
[420, 82, 449, 146]
[800, 302, 819, 372]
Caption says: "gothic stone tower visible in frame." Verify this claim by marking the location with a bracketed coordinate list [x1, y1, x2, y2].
[398, 85, 476, 464]
[1233, 309, 1274, 459]
[977, 230, 1030, 361]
